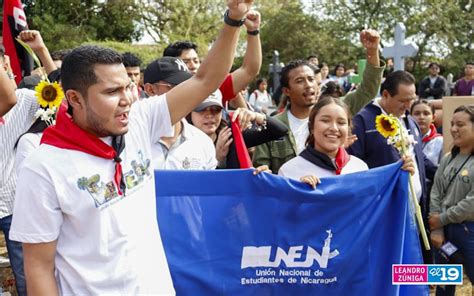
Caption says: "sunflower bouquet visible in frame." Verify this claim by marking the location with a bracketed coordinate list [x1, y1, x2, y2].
[375, 113, 430, 250]
[16, 38, 64, 126]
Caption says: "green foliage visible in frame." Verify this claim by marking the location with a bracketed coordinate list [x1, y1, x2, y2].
[85, 40, 163, 67]
[308, 0, 473, 80]
[15, 0, 472, 82]
[139, 0, 225, 56]
[23, 0, 143, 52]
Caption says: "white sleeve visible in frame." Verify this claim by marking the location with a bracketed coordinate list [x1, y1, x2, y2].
[15, 133, 41, 176]
[249, 93, 257, 106]
[130, 94, 174, 144]
[10, 165, 63, 243]
[278, 166, 286, 177]
[15, 88, 39, 116]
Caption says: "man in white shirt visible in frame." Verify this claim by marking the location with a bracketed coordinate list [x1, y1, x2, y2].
[143, 57, 217, 170]
[0, 30, 56, 296]
[253, 59, 318, 173]
[9, 2, 254, 294]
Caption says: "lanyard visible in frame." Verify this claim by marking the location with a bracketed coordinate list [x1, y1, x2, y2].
[443, 154, 472, 196]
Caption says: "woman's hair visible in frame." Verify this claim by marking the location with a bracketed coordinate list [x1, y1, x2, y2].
[410, 99, 435, 115]
[451, 103, 474, 156]
[306, 96, 351, 147]
[255, 78, 267, 87]
[453, 104, 474, 122]
[319, 62, 328, 69]
[333, 63, 345, 76]
[320, 81, 345, 98]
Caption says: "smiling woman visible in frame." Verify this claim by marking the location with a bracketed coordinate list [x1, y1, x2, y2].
[278, 97, 368, 188]
[429, 104, 474, 296]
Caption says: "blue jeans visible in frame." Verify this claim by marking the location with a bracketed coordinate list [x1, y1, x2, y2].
[435, 222, 474, 296]
[0, 215, 26, 296]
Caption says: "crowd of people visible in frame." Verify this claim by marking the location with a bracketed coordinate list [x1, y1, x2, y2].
[0, 1, 473, 295]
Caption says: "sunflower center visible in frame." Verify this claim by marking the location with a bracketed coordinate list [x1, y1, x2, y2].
[41, 85, 58, 102]
[380, 119, 394, 131]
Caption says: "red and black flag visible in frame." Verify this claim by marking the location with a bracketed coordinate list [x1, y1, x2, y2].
[2, 0, 33, 84]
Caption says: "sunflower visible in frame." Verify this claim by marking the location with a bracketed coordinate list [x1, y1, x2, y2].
[35, 81, 64, 109]
[375, 114, 398, 138]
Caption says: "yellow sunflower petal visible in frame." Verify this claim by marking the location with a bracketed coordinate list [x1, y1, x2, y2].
[35, 81, 64, 109]
[375, 114, 399, 138]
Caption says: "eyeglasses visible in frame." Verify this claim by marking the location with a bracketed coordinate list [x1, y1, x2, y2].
[198, 106, 223, 115]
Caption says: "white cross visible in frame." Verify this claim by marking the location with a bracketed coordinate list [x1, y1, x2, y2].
[382, 23, 418, 71]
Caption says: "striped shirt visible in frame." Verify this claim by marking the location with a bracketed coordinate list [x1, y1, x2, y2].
[0, 89, 38, 218]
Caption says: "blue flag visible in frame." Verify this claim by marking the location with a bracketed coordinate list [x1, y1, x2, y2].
[155, 162, 428, 295]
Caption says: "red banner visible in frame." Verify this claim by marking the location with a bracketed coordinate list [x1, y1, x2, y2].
[2, 0, 32, 83]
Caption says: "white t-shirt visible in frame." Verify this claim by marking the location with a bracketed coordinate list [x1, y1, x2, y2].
[278, 155, 368, 180]
[152, 120, 217, 170]
[422, 134, 443, 165]
[248, 89, 272, 112]
[15, 132, 42, 175]
[10, 95, 175, 295]
[287, 111, 309, 155]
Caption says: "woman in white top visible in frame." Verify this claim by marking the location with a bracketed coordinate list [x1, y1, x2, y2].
[279, 96, 415, 188]
[248, 78, 273, 114]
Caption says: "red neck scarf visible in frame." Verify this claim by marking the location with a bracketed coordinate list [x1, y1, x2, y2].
[300, 146, 350, 175]
[422, 124, 441, 143]
[334, 147, 351, 175]
[41, 106, 126, 195]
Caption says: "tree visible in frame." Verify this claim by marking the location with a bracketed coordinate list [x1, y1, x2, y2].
[22, 0, 143, 51]
[308, 0, 473, 80]
[138, 0, 224, 56]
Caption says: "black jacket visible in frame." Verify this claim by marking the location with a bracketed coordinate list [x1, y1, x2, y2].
[225, 115, 288, 169]
[418, 75, 447, 99]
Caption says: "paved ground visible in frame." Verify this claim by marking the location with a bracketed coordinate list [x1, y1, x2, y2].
[0, 237, 16, 295]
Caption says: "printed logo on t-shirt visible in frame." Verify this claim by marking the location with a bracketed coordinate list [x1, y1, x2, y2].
[181, 156, 207, 169]
[123, 150, 151, 190]
[77, 150, 152, 209]
[77, 175, 119, 208]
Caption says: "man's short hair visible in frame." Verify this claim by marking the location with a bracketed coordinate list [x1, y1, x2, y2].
[163, 41, 198, 58]
[380, 70, 415, 97]
[61, 45, 123, 97]
[307, 55, 318, 60]
[51, 49, 72, 62]
[280, 60, 315, 88]
[428, 62, 440, 69]
[122, 52, 142, 68]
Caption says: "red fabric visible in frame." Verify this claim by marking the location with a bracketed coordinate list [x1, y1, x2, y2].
[41, 106, 124, 195]
[2, 0, 32, 83]
[219, 74, 235, 105]
[335, 147, 351, 175]
[0, 117, 4, 125]
[229, 112, 252, 169]
[422, 124, 442, 143]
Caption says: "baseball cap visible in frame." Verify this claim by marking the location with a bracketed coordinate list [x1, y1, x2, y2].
[194, 90, 223, 112]
[143, 56, 192, 85]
